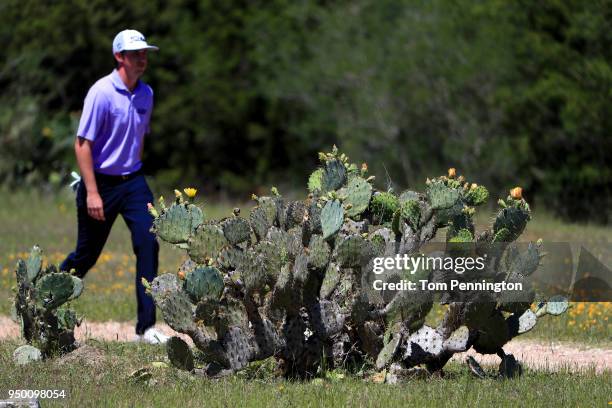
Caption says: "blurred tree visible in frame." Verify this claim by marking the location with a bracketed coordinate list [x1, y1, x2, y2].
[0, 0, 609, 222]
[499, 0, 612, 222]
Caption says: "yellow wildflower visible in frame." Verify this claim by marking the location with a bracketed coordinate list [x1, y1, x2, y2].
[183, 187, 197, 198]
[448, 168, 456, 178]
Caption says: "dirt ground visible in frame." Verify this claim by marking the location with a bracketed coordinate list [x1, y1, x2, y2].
[1, 316, 610, 373]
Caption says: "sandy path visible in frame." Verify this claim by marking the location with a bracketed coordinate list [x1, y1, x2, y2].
[1, 316, 609, 373]
[0, 316, 191, 344]
[452, 341, 611, 374]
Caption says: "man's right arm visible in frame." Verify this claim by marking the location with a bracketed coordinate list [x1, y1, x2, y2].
[75, 137, 105, 221]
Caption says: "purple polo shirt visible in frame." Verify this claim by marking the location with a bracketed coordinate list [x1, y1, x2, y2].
[77, 69, 154, 175]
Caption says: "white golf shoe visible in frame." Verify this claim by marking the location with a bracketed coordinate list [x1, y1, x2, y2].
[135, 327, 170, 344]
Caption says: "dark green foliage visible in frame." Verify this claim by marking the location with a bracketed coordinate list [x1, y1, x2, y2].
[0, 0, 607, 222]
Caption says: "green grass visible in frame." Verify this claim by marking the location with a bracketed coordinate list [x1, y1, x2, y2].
[0, 188, 610, 343]
[0, 339, 609, 407]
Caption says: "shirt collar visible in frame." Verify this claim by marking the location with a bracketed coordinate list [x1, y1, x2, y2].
[110, 69, 141, 94]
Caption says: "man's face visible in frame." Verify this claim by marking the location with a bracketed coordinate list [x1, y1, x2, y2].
[115, 49, 148, 77]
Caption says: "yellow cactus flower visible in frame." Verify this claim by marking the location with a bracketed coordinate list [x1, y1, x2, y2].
[41, 126, 53, 138]
[183, 187, 197, 198]
[448, 168, 456, 178]
[510, 187, 523, 200]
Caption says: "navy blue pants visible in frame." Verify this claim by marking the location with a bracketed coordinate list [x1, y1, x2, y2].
[61, 173, 159, 335]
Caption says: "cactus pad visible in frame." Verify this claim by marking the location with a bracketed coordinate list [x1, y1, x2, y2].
[26, 245, 43, 283]
[343, 176, 372, 217]
[35, 272, 75, 309]
[56, 308, 80, 331]
[321, 159, 347, 192]
[517, 309, 537, 334]
[249, 206, 272, 242]
[241, 248, 270, 292]
[376, 333, 402, 370]
[221, 217, 252, 245]
[285, 201, 308, 229]
[399, 199, 421, 231]
[153, 203, 203, 244]
[158, 291, 197, 333]
[13, 345, 42, 365]
[402, 325, 444, 366]
[15, 259, 27, 284]
[442, 326, 470, 352]
[306, 235, 331, 270]
[188, 223, 227, 263]
[167, 336, 195, 371]
[320, 263, 341, 299]
[321, 200, 344, 239]
[217, 245, 246, 270]
[335, 235, 372, 268]
[183, 266, 224, 303]
[538, 295, 569, 316]
[493, 207, 529, 242]
[70, 276, 84, 299]
[253, 240, 284, 282]
[308, 168, 324, 193]
[426, 181, 460, 210]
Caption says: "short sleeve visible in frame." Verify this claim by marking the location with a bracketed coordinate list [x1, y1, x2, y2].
[77, 87, 109, 141]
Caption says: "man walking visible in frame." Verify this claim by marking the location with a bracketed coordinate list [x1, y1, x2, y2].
[61, 29, 168, 344]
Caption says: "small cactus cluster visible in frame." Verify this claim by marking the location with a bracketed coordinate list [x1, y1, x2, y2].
[12, 246, 83, 363]
[147, 148, 568, 380]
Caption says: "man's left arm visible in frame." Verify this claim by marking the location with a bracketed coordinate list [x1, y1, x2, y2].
[141, 88, 153, 162]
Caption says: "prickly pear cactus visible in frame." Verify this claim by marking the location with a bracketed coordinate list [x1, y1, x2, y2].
[12, 246, 83, 361]
[149, 194, 203, 245]
[147, 148, 568, 381]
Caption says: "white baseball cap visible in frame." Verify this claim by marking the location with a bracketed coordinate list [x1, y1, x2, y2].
[112, 29, 159, 54]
